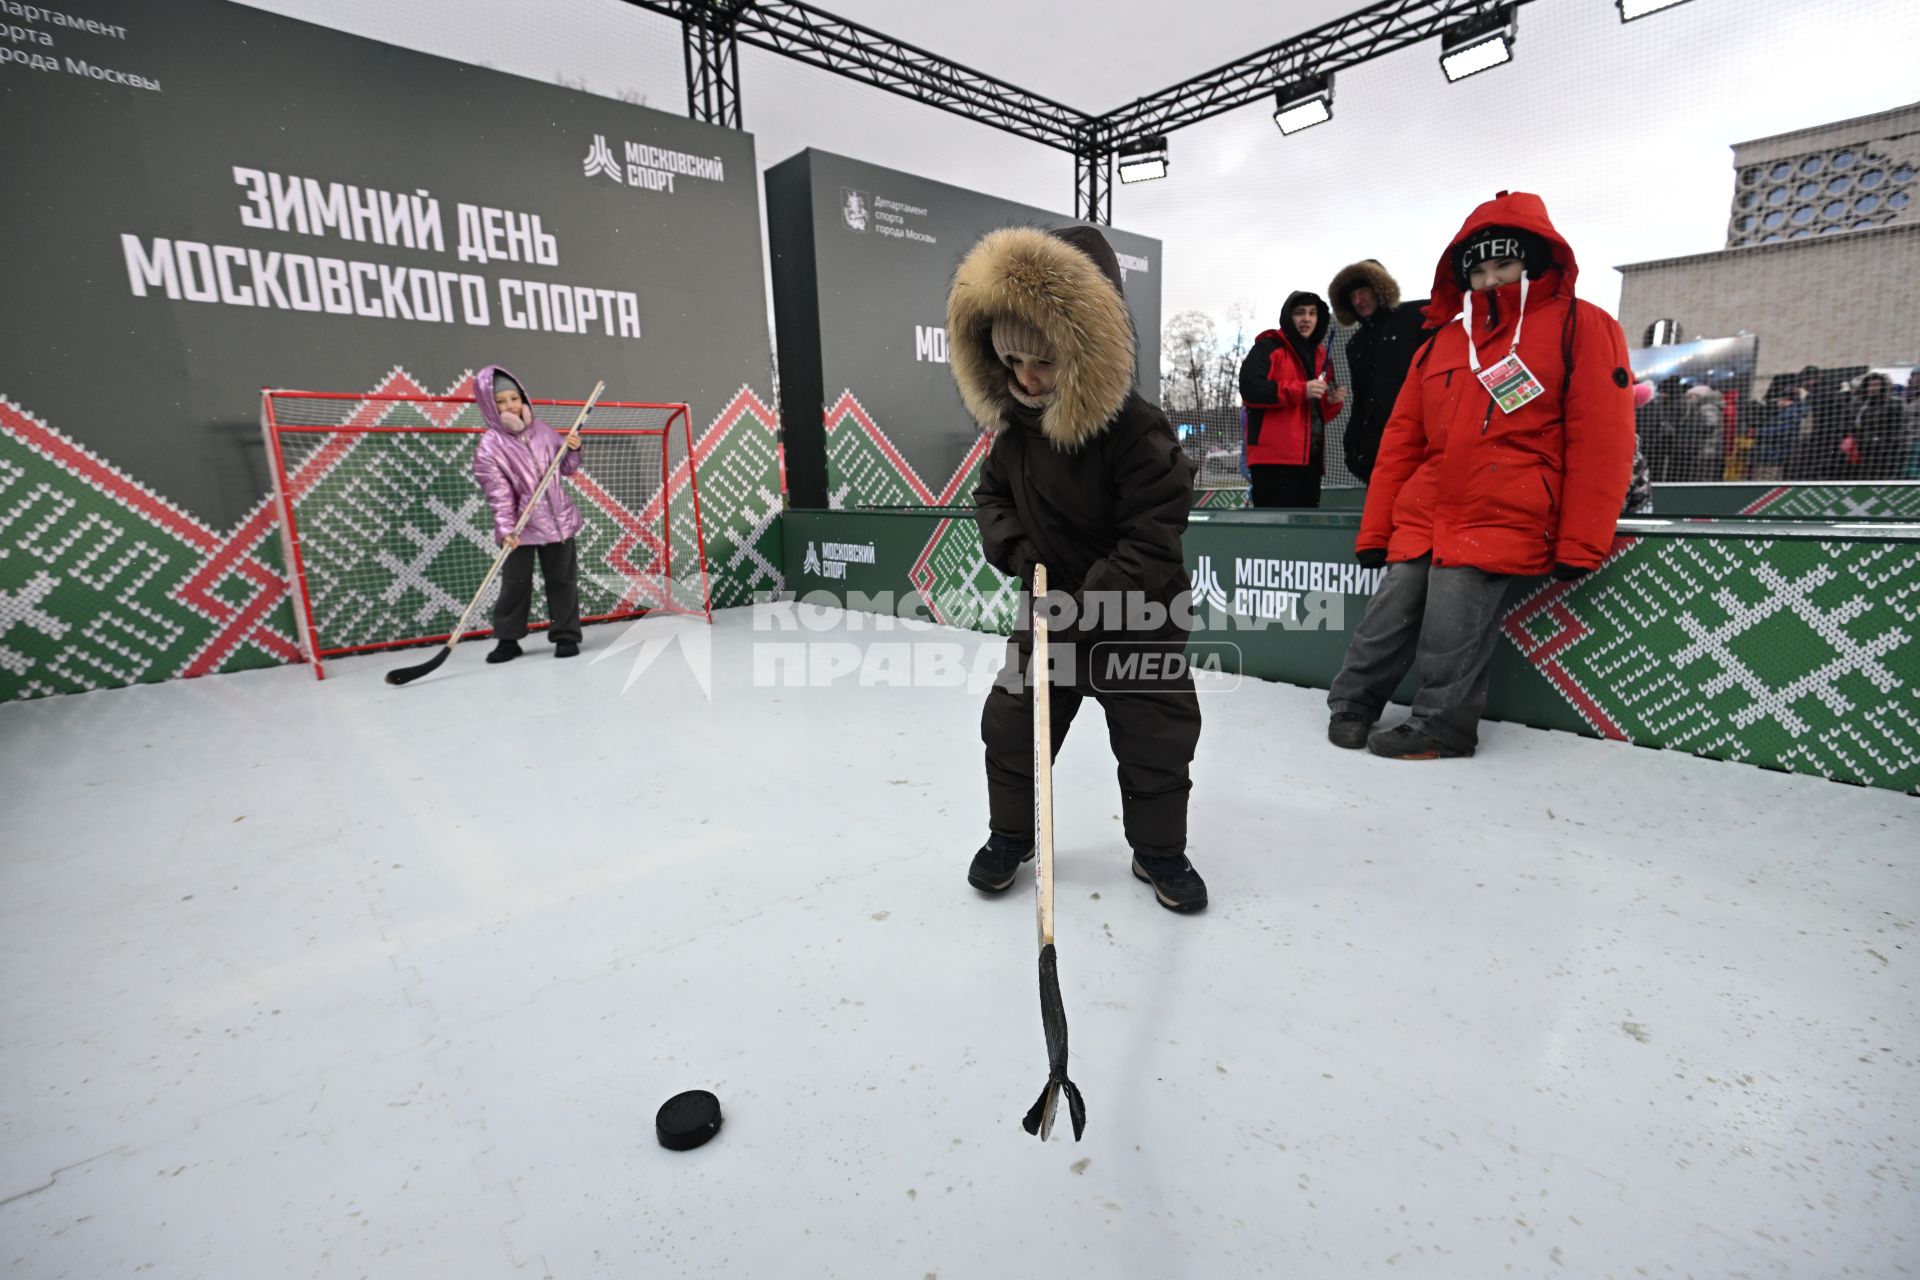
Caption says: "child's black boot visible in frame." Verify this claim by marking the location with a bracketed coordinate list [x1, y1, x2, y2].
[968, 831, 1034, 893]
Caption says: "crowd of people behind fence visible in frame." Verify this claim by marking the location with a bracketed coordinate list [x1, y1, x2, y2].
[1232, 301, 1920, 495]
[1634, 366, 1920, 484]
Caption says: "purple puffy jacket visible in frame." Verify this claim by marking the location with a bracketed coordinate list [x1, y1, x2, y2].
[472, 364, 583, 546]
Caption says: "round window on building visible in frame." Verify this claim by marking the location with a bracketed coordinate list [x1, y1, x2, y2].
[1762, 233, 1784, 243]
[1833, 150, 1856, 170]
[1820, 224, 1843, 236]
[1858, 194, 1882, 214]
[1828, 175, 1853, 195]
[1892, 165, 1915, 185]
[1738, 190, 1758, 209]
[1852, 221, 1875, 232]
[1796, 181, 1820, 200]
[1763, 209, 1787, 230]
[1791, 206, 1816, 225]
[1740, 214, 1760, 231]
[1800, 155, 1823, 175]
[1770, 162, 1794, 180]
[1822, 200, 1847, 219]
[1891, 191, 1912, 211]
[1740, 166, 1761, 185]
[1767, 186, 1790, 205]
[1860, 169, 1886, 190]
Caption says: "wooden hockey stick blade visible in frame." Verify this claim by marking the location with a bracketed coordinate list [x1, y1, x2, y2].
[383, 645, 451, 686]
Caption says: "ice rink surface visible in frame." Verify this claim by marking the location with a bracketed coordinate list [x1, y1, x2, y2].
[2, 606, 1915, 1279]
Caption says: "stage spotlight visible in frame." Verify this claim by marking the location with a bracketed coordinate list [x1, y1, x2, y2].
[1117, 136, 1169, 184]
[1273, 73, 1334, 135]
[1617, 0, 1693, 18]
[1440, 6, 1516, 82]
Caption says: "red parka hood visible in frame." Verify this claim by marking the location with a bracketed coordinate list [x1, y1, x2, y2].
[1422, 190, 1579, 328]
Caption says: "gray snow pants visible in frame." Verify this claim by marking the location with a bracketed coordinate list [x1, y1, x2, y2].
[1326, 554, 1513, 751]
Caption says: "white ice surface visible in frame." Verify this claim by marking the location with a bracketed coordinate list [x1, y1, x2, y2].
[2, 606, 1915, 1279]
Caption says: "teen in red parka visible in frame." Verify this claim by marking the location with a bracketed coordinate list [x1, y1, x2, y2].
[1358, 191, 1634, 577]
[1238, 290, 1344, 507]
[1327, 192, 1634, 760]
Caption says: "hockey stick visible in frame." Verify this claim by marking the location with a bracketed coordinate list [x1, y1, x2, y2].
[385, 380, 605, 686]
[1021, 563, 1086, 1142]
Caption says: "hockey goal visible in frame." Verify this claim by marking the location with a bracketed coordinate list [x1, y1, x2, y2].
[263, 389, 711, 679]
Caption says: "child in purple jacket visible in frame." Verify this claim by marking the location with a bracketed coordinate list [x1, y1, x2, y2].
[472, 365, 585, 662]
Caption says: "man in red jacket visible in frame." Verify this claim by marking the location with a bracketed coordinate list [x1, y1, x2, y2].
[1238, 291, 1344, 508]
[1325, 192, 1634, 759]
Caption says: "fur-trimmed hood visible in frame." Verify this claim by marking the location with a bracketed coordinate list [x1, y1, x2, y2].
[1328, 260, 1402, 327]
[947, 225, 1136, 451]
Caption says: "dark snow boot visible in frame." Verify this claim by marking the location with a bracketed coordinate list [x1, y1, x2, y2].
[486, 638, 523, 664]
[968, 832, 1034, 893]
[555, 640, 581, 659]
[1367, 722, 1474, 760]
[1132, 852, 1208, 914]
[1327, 712, 1373, 750]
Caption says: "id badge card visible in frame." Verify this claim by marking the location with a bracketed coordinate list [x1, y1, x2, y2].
[1478, 353, 1546, 414]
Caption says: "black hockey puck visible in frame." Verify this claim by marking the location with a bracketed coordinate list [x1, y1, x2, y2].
[655, 1090, 723, 1151]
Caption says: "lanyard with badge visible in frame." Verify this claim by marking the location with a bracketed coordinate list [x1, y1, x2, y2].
[1463, 273, 1546, 414]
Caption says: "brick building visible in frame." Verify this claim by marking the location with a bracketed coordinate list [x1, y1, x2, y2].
[1618, 102, 1920, 378]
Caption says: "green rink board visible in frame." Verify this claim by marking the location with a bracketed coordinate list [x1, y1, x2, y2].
[1644, 482, 1920, 519]
[786, 507, 1920, 794]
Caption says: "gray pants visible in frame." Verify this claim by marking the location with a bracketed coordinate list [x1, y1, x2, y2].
[1326, 555, 1512, 751]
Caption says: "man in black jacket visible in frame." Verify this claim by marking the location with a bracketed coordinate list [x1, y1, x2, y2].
[949, 225, 1206, 913]
[1327, 260, 1431, 483]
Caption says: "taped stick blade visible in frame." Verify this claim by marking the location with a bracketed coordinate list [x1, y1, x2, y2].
[1023, 943, 1086, 1141]
[385, 645, 451, 686]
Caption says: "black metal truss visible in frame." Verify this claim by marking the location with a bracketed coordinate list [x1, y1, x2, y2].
[628, 0, 1086, 151]
[1099, 0, 1536, 146]
[626, 0, 1549, 219]
[1074, 134, 1113, 226]
[680, 0, 745, 127]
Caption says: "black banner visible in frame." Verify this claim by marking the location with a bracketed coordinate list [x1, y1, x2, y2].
[0, 0, 771, 528]
[767, 148, 1162, 509]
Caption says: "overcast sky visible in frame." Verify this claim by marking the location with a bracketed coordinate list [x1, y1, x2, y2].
[241, 0, 1919, 346]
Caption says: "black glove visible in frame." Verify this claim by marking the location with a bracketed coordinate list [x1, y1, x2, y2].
[1356, 548, 1387, 570]
[1552, 563, 1589, 582]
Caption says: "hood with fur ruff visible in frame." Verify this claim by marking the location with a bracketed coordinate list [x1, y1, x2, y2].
[1327, 260, 1403, 327]
[946, 225, 1136, 451]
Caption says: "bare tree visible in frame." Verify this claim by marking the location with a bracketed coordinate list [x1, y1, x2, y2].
[1210, 299, 1257, 409]
[1161, 310, 1218, 413]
